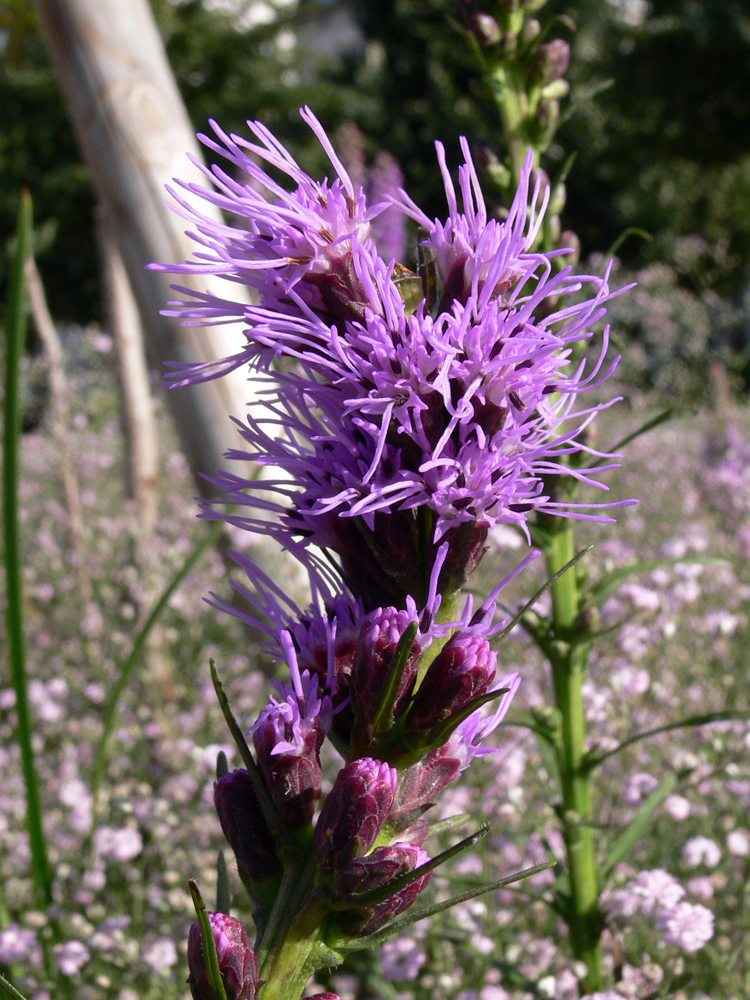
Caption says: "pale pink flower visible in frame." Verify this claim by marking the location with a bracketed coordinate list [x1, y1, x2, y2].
[658, 901, 714, 952]
[726, 829, 750, 857]
[683, 836, 721, 868]
[55, 940, 90, 975]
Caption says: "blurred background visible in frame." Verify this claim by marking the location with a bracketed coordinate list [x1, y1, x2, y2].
[3, 0, 750, 404]
[3, 3, 750, 999]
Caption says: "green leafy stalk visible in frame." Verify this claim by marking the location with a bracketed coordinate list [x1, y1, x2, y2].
[543, 520, 604, 991]
[3, 191, 53, 911]
[0, 973, 31, 1000]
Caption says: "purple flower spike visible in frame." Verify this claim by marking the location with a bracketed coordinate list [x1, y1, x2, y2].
[187, 913, 258, 1000]
[406, 632, 497, 731]
[315, 758, 398, 874]
[214, 769, 281, 906]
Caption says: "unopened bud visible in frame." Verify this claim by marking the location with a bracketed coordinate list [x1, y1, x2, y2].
[537, 39, 570, 82]
[407, 633, 496, 731]
[337, 847, 432, 935]
[187, 913, 259, 1000]
[252, 704, 324, 829]
[334, 843, 424, 896]
[351, 607, 420, 733]
[315, 758, 397, 873]
[388, 750, 462, 832]
[469, 13, 501, 45]
[214, 770, 282, 906]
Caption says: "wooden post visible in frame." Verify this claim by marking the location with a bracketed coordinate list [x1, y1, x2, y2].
[32, 0, 256, 493]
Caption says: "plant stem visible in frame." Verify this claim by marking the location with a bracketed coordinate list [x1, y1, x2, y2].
[544, 521, 604, 991]
[257, 854, 324, 1000]
[3, 192, 54, 912]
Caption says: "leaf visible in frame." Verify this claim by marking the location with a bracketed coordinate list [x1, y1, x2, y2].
[0, 975, 30, 1000]
[586, 710, 750, 771]
[216, 851, 231, 915]
[91, 516, 229, 819]
[210, 661, 292, 861]
[493, 546, 593, 646]
[601, 772, 686, 881]
[3, 191, 53, 912]
[583, 555, 727, 611]
[333, 860, 556, 951]
[596, 407, 694, 462]
[372, 621, 419, 738]
[189, 880, 229, 1000]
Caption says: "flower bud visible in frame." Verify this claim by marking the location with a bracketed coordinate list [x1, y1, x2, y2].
[337, 847, 432, 936]
[537, 38, 571, 82]
[469, 12, 501, 46]
[252, 694, 325, 829]
[407, 633, 496, 731]
[387, 749, 462, 832]
[437, 520, 489, 596]
[303, 994, 342, 999]
[214, 770, 282, 906]
[315, 758, 397, 874]
[187, 913, 259, 1000]
[334, 843, 424, 896]
[350, 608, 420, 735]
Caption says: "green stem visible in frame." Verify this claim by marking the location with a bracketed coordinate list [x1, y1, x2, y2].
[257, 855, 323, 1000]
[3, 192, 54, 912]
[544, 522, 604, 991]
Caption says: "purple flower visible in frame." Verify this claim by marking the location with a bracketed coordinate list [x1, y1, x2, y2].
[406, 631, 497, 731]
[350, 606, 421, 737]
[187, 913, 259, 1000]
[156, 110, 632, 588]
[336, 845, 433, 936]
[250, 633, 333, 827]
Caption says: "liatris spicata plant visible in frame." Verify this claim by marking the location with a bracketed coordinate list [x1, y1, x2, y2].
[152, 105, 631, 1000]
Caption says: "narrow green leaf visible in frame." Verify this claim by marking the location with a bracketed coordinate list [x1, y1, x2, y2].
[217, 750, 229, 779]
[3, 192, 53, 912]
[493, 546, 593, 646]
[0, 973, 30, 1000]
[189, 880, 228, 1000]
[587, 711, 750, 771]
[217, 851, 231, 915]
[334, 861, 556, 951]
[328, 825, 491, 910]
[90, 516, 228, 816]
[601, 773, 683, 881]
[584, 555, 727, 611]
[372, 621, 419, 737]
[210, 661, 291, 860]
[597, 408, 693, 462]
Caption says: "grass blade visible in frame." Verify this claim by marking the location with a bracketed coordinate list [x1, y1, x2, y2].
[3, 191, 53, 910]
[90, 515, 228, 816]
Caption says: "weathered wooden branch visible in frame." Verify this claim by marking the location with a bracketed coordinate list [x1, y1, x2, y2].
[96, 203, 159, 543]
[24, 254, 91, 601]
[33, 0, 256, 493]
